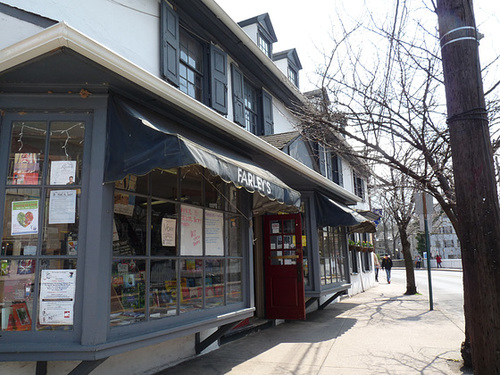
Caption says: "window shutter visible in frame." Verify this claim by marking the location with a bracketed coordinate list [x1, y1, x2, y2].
[210, 45, 228, 115]
[231, 64, 245, 126]
[160, 2, 179, 86]
[262, 90, 274, 135]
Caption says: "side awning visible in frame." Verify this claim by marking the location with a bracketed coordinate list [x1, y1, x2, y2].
[315, 193, 376, 233]
[104, 96, 301, 212]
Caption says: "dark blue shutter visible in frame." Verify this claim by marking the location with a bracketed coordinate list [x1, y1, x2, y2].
[262, 90, 274, 135]
[210, 45, 228, 115]
[160, 2, 179, 86]
[231, 64, 245, 126]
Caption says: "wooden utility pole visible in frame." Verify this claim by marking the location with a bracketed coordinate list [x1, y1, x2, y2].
[436, 0, 500, 372]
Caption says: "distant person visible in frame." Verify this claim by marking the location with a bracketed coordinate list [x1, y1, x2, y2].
[436, 255, 443, 268]
[381, 254, 393, 284]
[415, 255, 422, 269]
[373, 252, 380, 282]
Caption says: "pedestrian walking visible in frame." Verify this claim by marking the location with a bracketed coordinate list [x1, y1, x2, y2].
[373, 252, 380, 282]
[436, 254, 442, 268]
[415, 255, 421, 269]
[381, 254, 393, 284]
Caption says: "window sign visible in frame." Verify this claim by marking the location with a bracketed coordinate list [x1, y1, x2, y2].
[50, 160, 76, 185]
[39, 269, 76, 325]
[11, 200, 39, 236]
[48, 190, 76, 224]
[13, 153, 40, 185]
[161, 218, 176, 247]
[180, 205, 203, 256]
[205, 210, 223, 256]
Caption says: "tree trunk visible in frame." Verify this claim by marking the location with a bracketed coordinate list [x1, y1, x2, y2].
[400, 227, 417, 295]
[437, 0, 500, 372]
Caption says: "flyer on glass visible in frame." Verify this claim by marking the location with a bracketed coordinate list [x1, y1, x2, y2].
[11, 200, 39, 236]
[50, 160, 76, 185]
[48, 190, 76, 224]
[39, 269, 76, 325]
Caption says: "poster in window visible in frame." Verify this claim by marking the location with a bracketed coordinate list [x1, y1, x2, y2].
[205, 210, 224, 256]
[11, 200, 39, 236]
[13, 153, 40, 185]
[114, 193, 135, 216]
[39, 269, 76, 325]
[180, 205, 203, 256]
[50, 160, 76, 185]
[161, 218, 176, 247]
[48, 190, 76, 224]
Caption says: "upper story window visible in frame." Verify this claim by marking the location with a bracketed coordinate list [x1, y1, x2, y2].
[243, 82, 258, 134]
[160, 2, 228, 115]
[258, 33, 271, 57]
[332, 154, 343, 186]
[232, 64, 274, 136]
[353, 173, 366, 201]
[179, 32, 203, 101]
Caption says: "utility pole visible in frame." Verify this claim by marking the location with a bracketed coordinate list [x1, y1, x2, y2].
[436, 0, 500, 372]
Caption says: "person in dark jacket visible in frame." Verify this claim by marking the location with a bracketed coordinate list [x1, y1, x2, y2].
[381, 255, 393, 284]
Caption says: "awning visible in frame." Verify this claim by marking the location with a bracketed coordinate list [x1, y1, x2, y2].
[315, 193, 376, 233]
[104, 96, 301, 211]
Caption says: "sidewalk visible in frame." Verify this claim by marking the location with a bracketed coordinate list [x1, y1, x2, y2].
[154, 276, 470, 375]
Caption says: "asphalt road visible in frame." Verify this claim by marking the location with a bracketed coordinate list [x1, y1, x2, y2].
[392, 268, 465, 326]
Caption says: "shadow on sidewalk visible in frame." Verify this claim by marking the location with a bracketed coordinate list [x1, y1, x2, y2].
[155, 303, 359, 375]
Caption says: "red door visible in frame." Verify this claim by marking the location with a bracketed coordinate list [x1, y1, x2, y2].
[264, 214, 305, 320]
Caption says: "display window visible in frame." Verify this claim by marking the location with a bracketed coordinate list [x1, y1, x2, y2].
[110, 167, 244, 327]
[318, 226, 347, 285]
[1, 118, 86, 333]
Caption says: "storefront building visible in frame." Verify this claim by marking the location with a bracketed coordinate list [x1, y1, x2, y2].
[0, 1, 377, 374]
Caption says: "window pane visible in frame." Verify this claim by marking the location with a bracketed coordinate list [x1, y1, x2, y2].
[36, 259, 77, 331]
[205, 259, 224, 308]
[47, 121, 85, 186]
[42, 188, 80, 256]
[150, 260, 177, 319]
[8, 121, 46, 186]
[151, 200, 177, 256]
[113, 194, 147, 256]
[151, 168, 178, 200]
[320, 258, 326, 286]
[110, 259, 146, 327]
[227, 259, 242, 304]
[115, 174, 147, 195]
[180, 165, 202, 206]
[0, 259, 36, 331]
[227, 214, 241, 257]
[2, 189, 40, 256]
[180, 259, 203, 313]
[205, 173, 224, 210]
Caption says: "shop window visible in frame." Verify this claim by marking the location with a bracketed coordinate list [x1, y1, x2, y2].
[351, 247, 359, 274]
[362, 251, 371, 272]
[318, 226, 347, 285]
[160, 2, 228, 115]
[1, 117, 86, 333]
[110, 167, 244, 327]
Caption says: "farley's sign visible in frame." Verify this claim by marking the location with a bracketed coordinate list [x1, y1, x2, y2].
[237, 168, 273, 196]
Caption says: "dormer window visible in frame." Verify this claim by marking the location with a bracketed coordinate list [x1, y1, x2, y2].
[287, 66, 298, 87]
[238, 13, 277, 59]
[258, 33, 271, 57]
[272, 49, 302, 88]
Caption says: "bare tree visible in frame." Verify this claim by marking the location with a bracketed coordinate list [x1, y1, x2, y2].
[375, 169, 418, 295]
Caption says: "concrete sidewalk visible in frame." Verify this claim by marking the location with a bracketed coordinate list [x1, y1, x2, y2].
[154, 277, 470, 375]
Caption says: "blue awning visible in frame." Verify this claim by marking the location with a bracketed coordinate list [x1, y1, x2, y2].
[315, 193, 376, 232]
[104, 96, 301, 210]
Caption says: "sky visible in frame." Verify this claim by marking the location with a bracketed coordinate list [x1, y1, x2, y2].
[214, 0, 500, 93]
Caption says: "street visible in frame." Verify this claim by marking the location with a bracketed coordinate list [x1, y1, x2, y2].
[392, 268, 465, 326]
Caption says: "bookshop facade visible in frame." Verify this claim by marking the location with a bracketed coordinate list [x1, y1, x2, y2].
[0, 49, 301, 368]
